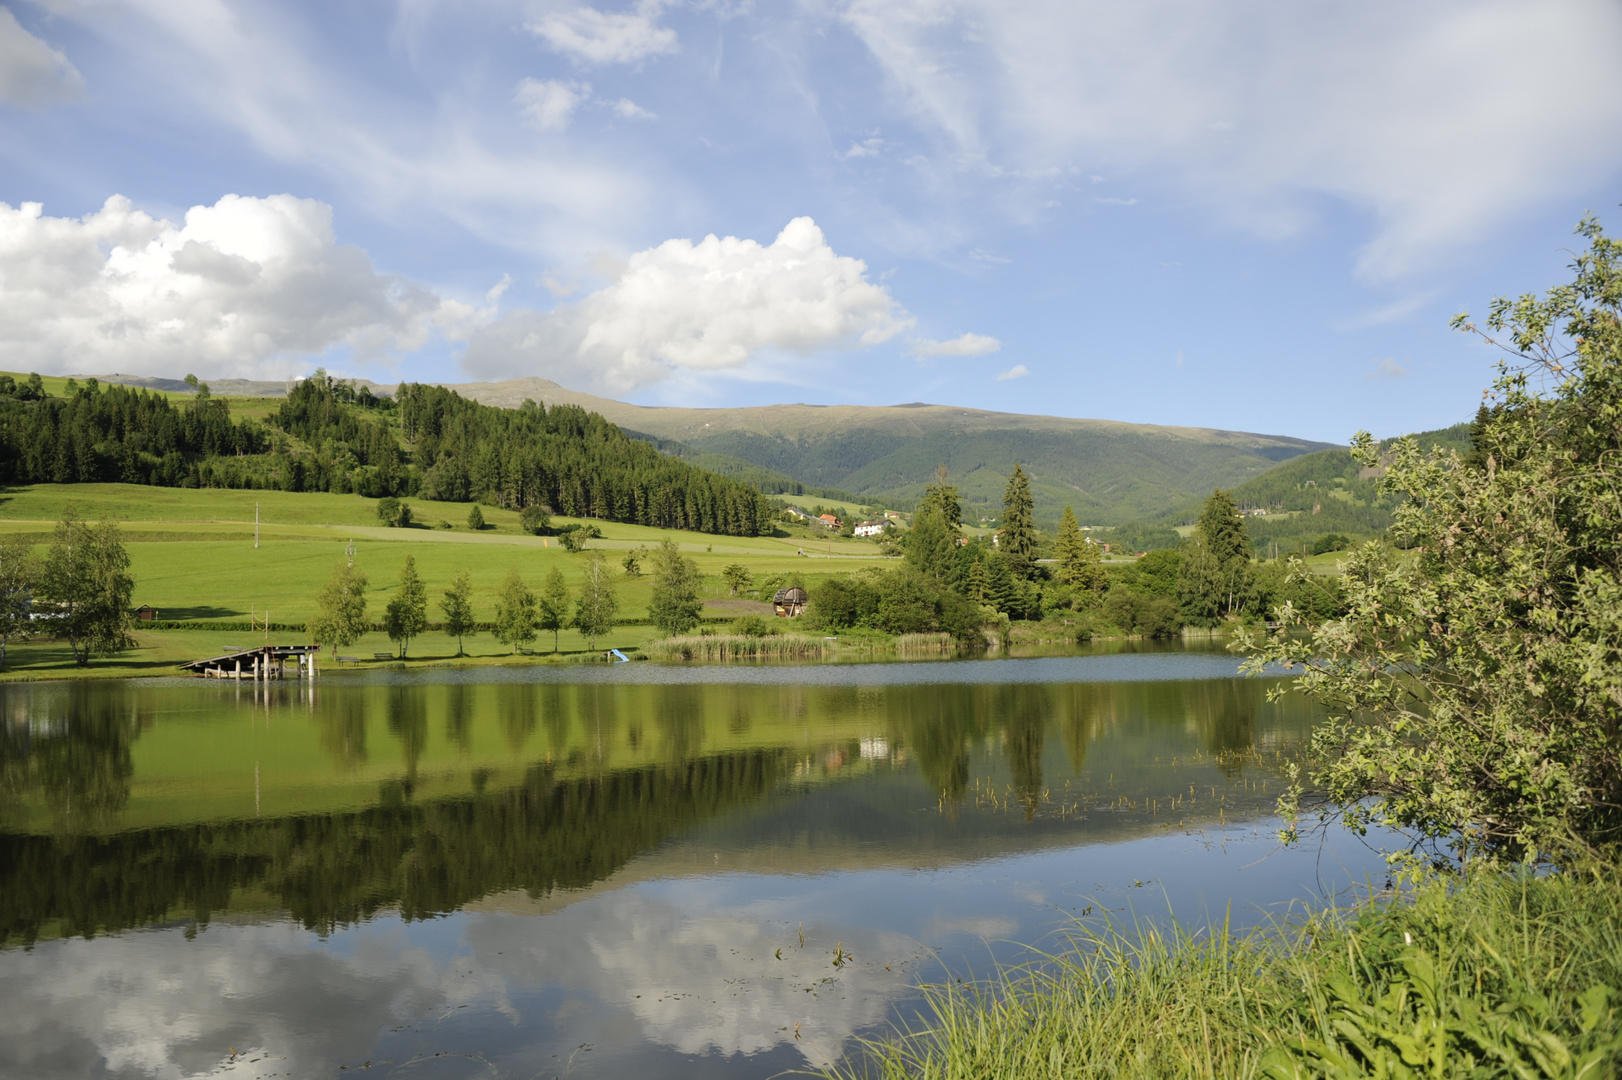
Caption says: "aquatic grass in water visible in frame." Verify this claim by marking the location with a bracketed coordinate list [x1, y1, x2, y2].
[645, 633, 835, 661]
[826, 866, 1622, 1079]
[645, 631, 960, 662]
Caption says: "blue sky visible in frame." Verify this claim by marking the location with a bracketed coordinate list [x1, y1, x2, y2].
[2, 0, 1620, 443]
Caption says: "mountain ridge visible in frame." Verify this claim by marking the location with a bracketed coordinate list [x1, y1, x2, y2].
[81, 371, 1340, 524]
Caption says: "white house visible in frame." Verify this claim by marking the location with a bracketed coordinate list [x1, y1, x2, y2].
[853, 519, 886, 538]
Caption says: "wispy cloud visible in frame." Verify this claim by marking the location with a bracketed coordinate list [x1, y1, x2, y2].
[907, 332, 1001, 359]
[1335, 291, 1440, 331]
[0, 7, 83, 106]
[528, 1, 679, 66]
[1365, 358, 1409, 380]
[996, 364, 1029, 381]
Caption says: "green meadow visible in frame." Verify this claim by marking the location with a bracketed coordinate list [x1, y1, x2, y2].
[0, 483, 899, 677]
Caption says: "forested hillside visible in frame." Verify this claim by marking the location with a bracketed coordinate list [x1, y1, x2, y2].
[1113, 422, 1474, 552]
[0, 372, 776, 536]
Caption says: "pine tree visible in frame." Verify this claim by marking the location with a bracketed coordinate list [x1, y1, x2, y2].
[440, 570, 476, 656]
[384, 555, 428, 657]
[1180, 489, 1251, 622]
[966, 557, 990, 603]
[1055, 505, 1107, 600]
[537, 567, 571, 652]
[467, 504, 486, 531]
[919, 464, 963, 531]
[1000, 463, 1037, 575]
[493, 568, 537, 653]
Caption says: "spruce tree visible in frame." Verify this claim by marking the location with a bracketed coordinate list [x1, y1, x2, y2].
[1180, 489, 1251, 622]
[1000, 463, 1037, 575]
[919, 464, 963, 531]
[1055, 505, 1107, 600]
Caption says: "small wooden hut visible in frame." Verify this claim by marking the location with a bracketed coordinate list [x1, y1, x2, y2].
[134, 605, 159, 621]
[772, 587, 808, 617]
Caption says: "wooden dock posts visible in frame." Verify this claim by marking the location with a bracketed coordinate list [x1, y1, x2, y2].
[181, 644, 322, 680]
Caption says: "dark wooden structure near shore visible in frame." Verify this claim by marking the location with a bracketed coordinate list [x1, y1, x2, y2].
[772, 587, 808, 617]
[181, 644, 322, 679]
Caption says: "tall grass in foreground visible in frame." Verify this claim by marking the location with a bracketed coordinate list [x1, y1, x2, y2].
[827, 866, 1622, 1079]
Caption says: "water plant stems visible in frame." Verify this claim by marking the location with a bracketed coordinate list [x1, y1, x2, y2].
[826, 864, 1622, 1079]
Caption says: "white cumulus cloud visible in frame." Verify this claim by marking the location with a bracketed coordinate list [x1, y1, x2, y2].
[516, 77, 590, 131]
[463, 217, 914, 394]
[0, 194, 480, 378]
[995, 364, 1029, 381]
[907, 332, 1000, 359]
[0, 7, 83, 105]
[529, 1, 679, 65]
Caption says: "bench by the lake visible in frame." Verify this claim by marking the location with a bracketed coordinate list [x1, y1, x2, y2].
[181, 644, 322, 680]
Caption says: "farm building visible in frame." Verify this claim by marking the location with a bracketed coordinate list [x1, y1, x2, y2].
[772, 587, 808, 617]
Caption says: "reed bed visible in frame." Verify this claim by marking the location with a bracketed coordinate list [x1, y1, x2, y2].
[644, 633, 834, 661]
[892, 632, 955, 653]
[826, 864, 1622, 1079]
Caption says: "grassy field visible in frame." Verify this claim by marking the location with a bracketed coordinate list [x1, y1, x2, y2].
[0, 483, 900, 677]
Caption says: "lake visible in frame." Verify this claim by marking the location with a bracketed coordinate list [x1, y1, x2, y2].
[0, 643, 1389, 1079]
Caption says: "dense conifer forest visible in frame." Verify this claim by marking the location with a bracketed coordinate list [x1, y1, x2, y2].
[0, 372, 776, 536]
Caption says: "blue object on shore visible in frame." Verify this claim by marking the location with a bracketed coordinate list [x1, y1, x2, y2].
[609, 649, 630, 663]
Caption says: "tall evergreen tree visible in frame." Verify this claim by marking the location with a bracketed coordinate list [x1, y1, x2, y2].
[1054, 505, 1107, 600]
[919, 464, 963, 531]
[440, 571, 476, 656]
[1180, 489, 1251, 622]
[1000, 463, 1037, 575]
[383, 556, 428, 657]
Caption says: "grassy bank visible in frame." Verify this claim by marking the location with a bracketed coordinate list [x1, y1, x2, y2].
[828, 866, 1622, 1079]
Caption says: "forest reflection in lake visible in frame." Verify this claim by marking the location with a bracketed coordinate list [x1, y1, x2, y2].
[0, 645, 1388, 1079]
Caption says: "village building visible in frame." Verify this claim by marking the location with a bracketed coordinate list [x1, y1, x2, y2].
[853, 519, 886, 538]
[134, 605, 159, 621]
[817, 514, 840, 528]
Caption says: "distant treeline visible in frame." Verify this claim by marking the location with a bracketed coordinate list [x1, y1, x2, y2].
[0, 373, 776, 536]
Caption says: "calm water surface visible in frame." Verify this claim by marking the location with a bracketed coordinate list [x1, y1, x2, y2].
[0, 643, 1387, 1079]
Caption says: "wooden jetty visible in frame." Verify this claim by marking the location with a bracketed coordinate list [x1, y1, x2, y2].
[181, 644, 322, 680]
